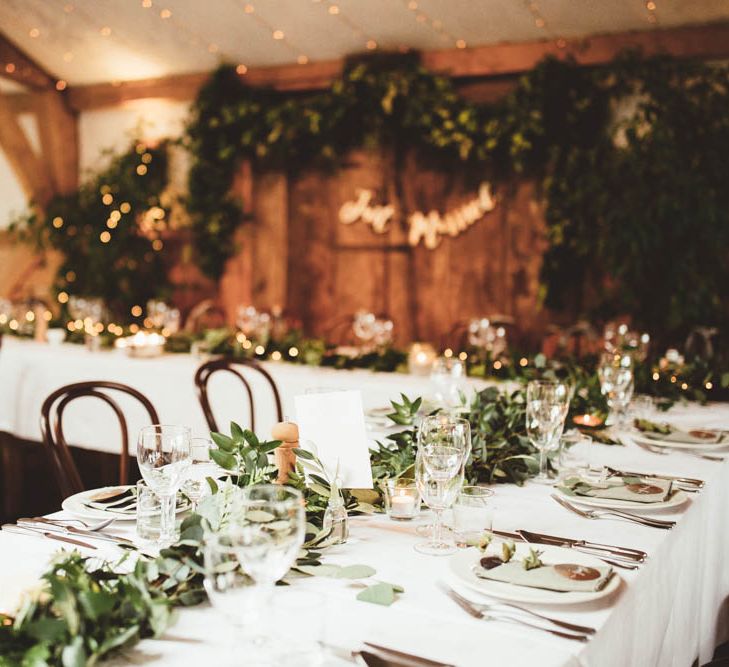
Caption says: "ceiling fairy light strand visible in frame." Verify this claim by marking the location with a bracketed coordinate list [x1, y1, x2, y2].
[311, 0, 378, 51]
[644, 0, 659, 25]
[521, 1, 570, 51]
[524, 0, 548, 30]
[137, 0, 230, 63]
[401, 0, 466, 49]
[236, 1, 309, 65]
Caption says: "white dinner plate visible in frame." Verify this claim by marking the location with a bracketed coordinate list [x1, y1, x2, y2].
[631, 429, 728, 451]
[448, 543, 621, 606]
[62, 485, 189, 522]
[553, 486, 688, 513]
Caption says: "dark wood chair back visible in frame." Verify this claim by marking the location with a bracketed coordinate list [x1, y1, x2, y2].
[40, 381, 160, 498]
[194, 357, 283, 433]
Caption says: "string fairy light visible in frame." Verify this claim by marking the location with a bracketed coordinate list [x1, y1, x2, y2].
[401, 0, 465, 49]
[522, 1, 569, 51]
[644, 0, 659, 24]
[237, 1, 309, 65]
[312, 0, 378, 52]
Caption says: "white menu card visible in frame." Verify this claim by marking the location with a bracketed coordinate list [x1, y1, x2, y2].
[294, 389, 374, 489]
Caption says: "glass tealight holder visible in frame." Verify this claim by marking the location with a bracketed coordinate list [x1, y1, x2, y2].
[452, 486, 494, 548]
[382, 478, 420, 521]
[136, 480, 161, 542]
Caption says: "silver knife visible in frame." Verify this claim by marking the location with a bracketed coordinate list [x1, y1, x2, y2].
[18, 518, 134, 546]
[605, 467, 704, 488]
[517, 529, 647, 561]
[2, 524, 97, 550]
[492, 528, 646, 560]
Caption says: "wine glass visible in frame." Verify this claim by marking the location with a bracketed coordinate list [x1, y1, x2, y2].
[181, 438, 219, 512]
[598, 352, 634, 427]
[526, 380, 570, 484]
[222, 485, 305, 657]
[352, 310, 376, 348]
[429, 357, 466, 409]
[137, 425, 191, 546]
[414, 415, 470, 556]
[203, 531, 263, 663]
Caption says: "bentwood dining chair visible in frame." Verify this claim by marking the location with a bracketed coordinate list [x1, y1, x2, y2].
[40, 381, 160, 498]
[194, 357, 283, 433]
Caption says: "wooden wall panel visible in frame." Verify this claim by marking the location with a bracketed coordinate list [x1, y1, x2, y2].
[221, 149, 548, 347]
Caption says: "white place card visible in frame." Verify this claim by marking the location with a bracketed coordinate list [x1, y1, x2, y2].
[294, 390, 374, 489]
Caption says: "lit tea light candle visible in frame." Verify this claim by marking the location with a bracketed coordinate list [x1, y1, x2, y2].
[383, 478, 420, 521]
[118, 331, 166, 358]
[408, 342, 437, 376]
[391, 492, 416, 518]
[573, 413, 603, 428]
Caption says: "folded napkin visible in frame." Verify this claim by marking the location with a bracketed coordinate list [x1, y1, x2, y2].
[475, 560, 613, 593]
[83, 487, 137, 514]
[557, 475, 673, 503]
[634, 419, 724, 445]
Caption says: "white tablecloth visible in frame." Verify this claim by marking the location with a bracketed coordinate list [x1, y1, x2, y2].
[0, 338, 487, 451]
[1, 399, 728, 666]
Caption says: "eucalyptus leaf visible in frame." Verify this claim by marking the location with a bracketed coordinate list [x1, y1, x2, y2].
[356, 582, 398, 606]
[333, 565, 376, 580]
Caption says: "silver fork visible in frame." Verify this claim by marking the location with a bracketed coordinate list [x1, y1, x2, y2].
[443, 585, 596, 635]
[551, 494, 675, 529]
[36, 516, 116, 531]
[445, 589, 590, 642]
[634, 440, 724, 462]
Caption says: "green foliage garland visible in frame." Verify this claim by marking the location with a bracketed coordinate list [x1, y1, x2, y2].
[10, 142, 171, 320]
[186, 53, 729, 340]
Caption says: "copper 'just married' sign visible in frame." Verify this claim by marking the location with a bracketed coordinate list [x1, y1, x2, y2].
[338, 183, 497, 249]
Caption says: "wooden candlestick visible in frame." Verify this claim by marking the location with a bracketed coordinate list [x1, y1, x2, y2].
[271, 421, 299, 484]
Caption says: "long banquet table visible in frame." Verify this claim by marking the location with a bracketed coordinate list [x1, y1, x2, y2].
[1, 339, 728, 666]
[0, 338, 488, 451]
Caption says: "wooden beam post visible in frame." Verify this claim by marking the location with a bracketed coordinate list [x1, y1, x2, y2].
[0, 91, 54, 206]
[35, 91, 79, 195]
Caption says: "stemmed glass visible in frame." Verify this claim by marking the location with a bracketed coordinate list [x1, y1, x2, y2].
[414, 415, 470, 556]
[203, 531, 262, 663]
[226, 485, 305, 656]
[429, 357, 466, 409]
[137, 425, 191, 546]
[181, 438, 219, 512]
[526, 380, 570, 484]
[598, 352, 634, 427]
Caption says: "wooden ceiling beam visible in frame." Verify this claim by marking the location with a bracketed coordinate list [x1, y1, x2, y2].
[425, 22, 729, 77]
[0, 31, 56, 89]
[36, 21, 729, 112]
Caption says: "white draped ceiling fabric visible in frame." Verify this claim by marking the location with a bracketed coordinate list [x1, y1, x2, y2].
[0, 0, 728, 85]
